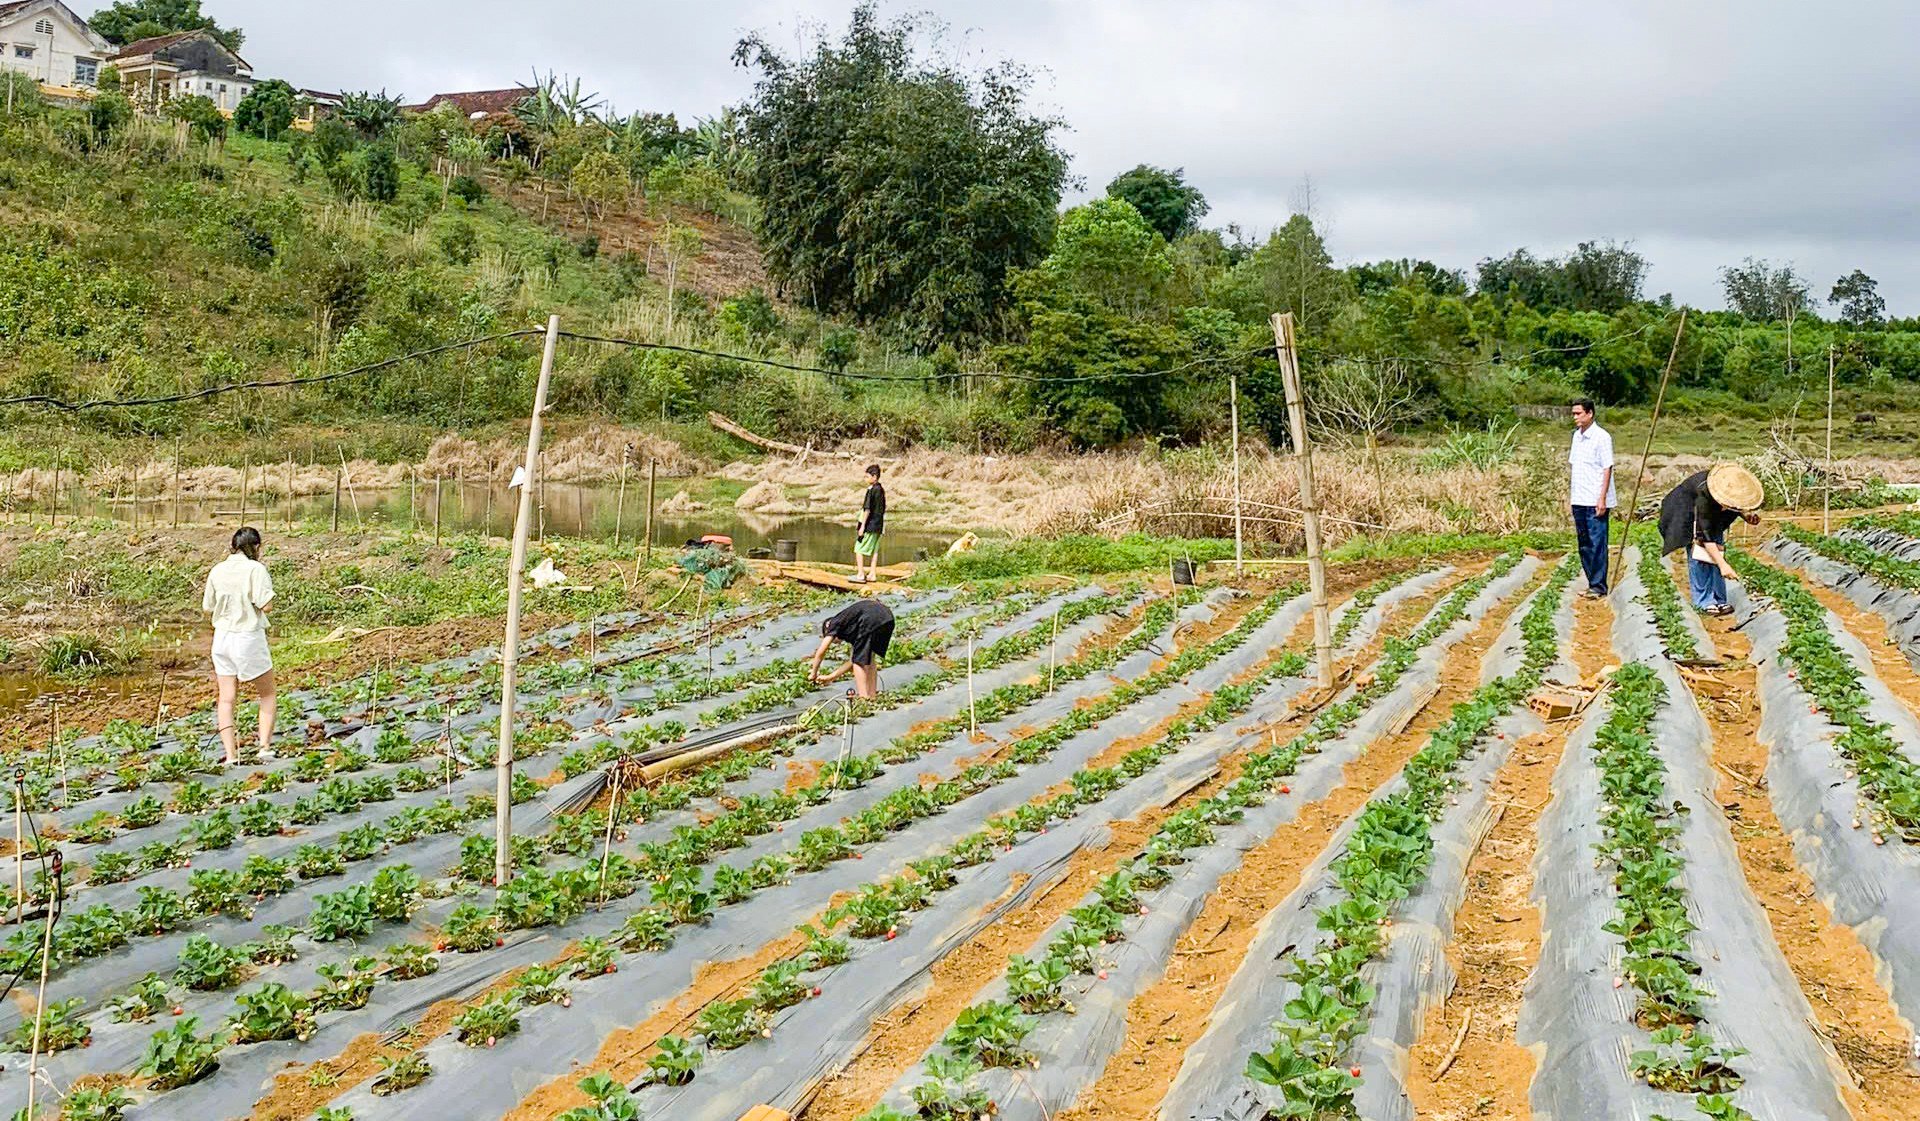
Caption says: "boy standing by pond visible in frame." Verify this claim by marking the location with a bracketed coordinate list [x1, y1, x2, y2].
[854, 463, 885, 583]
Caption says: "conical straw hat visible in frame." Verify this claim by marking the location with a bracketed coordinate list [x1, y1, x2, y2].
[1706, 463, 1764, 511]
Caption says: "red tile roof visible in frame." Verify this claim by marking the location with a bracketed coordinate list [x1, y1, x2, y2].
[112, 29, 200, 59]
[409, 88, 528, 118]
[0, 2, 32, 20]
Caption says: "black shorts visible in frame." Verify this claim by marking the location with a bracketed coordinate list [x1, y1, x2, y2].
[847, 618, 894, 667]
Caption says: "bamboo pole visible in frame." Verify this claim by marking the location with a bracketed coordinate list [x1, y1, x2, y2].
[1230, 371, 1244, 575]
[614, 449, 628, 545]
[967, 632, 977, 736]
[1047, 607, 1060, 695]
[644, 458, 657, 566]
[495, 315, 561, 888]
[1610, 309, 1688, 584]
[337, 447, 362, 526]
[286, 457, 295, 531]
[172, 435, 182, 527]
[1272, 312, 1332, 687]
[434, 476, 444, 546]
[1824, 345, 1836, 535]
[332, 466, 342, 532]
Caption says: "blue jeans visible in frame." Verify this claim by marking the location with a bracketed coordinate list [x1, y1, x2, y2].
[1690, 558, 1728, 609]
[1570, 505, 1609, 593]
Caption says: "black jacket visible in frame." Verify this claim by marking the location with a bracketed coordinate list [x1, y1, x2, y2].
[1659, 471, 1739, 556]
[860, 483, 886, 535]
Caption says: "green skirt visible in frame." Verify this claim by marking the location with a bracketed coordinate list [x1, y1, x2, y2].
[854, 532, 880, 557]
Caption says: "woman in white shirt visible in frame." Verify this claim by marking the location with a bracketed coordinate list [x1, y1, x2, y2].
[202, 527, 276, 766]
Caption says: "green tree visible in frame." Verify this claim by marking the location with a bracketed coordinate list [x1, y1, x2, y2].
[1223, 214, 1347, 335]
[163, 93, 225, 142]
[1350, 259, 1467, 298]
[88, 90, 133, 142]
[1719, 257, 1810, 322]
[337, 90, 402, 142]
[234, 79, 296, 140]
[570, 149, 627, 231]
[1830, 269, 1885, 327]
[1035, 197, 1173, 318]
[1475, 240, 1644, 311]
[356, 143, 399, 202]
[88, 0, 241, 52]
[733, 3, 1068, 346]
[1105, 164, 1208, 243]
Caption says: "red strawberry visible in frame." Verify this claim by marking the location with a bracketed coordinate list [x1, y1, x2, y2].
[171, 1006, 184, 1016]
[1348, 1066, 1362, 1078]
[1279, 785, 1291, 794]
[811, 987, 822, 997]
[1097, 969, 1109, 980]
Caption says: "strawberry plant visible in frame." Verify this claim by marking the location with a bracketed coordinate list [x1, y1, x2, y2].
[3, 996, 89, 1053]
[137, 1016, 224, 1090]
[453, 992, 521, 1047]
[800, 924, 850, 968]
[710, 864, 754, 905]
[294, 843, 346, 880]
[440, 903, 501, 953]
[87, 851, 135, 884]
[228, 982, 316, 1044]
[555, 1073, 642, 1121]
[650, 866, 713, 925]
[308, 885, 376, 942]
[312, 956, 380, 1011]
[336, 822, 386, 862]
[698, 998, 768, 1050]
[910, 1054, 994, 1119]
[1631, 1026, 1747, 1094]
[384, 941, 440, 980]
[752, 960, 809, 1011]
[107, 973, 172, 1022]
[369, 864, 422, 921]
[942, 999, 1034, 1068]
[1004, 954, 1072, 1014]
[171, 780, 214, 815]
[1246, 1030, 1358, 1117]
[242, 925, 299, 966]
[512, 964, 571, 1007]
[829, 883, 905, 939]
[72, 810, 118, 845]
[290, 796, 326, 825]
[119, 794, 165, 829]
[238, 799, 285, 837]
[645, 1034, 703, 1086]
[240, 854, 295, 897]
[53, 1082, 133, 1121]
[59, 904, 128, 959]
[371, 1051, 432, 1096]
[174, 935, 248, 991]
[193, 807, 239, 849]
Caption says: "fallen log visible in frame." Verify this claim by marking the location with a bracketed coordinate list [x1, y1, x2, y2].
[707, 410, 895, 462]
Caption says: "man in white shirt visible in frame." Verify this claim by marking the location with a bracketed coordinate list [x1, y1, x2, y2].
[1568, 397, 1616, 597]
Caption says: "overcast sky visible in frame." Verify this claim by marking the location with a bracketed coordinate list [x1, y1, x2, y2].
[222, 0, 1920, 314]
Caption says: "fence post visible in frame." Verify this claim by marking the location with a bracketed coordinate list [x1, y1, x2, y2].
[332, 466, 342, 532]
[434, 476, 444, 546]
[644, 458, 657, 567]
[614, 448, 628, 546]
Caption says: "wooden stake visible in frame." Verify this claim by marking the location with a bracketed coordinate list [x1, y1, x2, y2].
[596, 768, 622, 907]
[1272, 312, 1332, 687]
[409, 469, 418, 535]
[644, 458, 657, 567]
[967, 632, 977, 736]
[434, 476, 444, 546]
[1047, 607, 1060, 695]
[614, 449, 628, 545]
[172, 435, 182, 527]
[338, 447, 362, 526]
[332, 465, 342, 532]
[1230, 371, 1244, 575]
[1824, 345, 1835, 534]
[1610, 310, 1688, 583]
[496, 314, 561, 888]
[239, 457, 250, 526]
[286, 457, 295, 531]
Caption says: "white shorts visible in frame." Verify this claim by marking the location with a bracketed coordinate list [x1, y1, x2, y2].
[211, 629, 273, 682]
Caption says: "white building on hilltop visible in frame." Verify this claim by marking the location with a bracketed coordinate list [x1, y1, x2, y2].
[0, 0, 111, 89]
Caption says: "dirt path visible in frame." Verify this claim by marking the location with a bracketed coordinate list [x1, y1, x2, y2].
[1774, 556, 1920, 729]
[1680, 566, 1920, 1120]
[1403, 590, 1613, 1119]
[1054, 562, 1551, 1121]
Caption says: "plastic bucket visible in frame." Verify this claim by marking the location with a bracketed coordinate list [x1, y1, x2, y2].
[774, 539, 799, 562]
[1171, 558, 1197, 586]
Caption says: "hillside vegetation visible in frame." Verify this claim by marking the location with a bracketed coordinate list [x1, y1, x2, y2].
[2, 3, 1919, 479]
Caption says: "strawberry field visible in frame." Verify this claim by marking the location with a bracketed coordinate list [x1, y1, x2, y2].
[3, 532, 1918, 1121]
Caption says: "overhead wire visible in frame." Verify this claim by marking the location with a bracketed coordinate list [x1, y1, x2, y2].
[0, 313, 1677, 413]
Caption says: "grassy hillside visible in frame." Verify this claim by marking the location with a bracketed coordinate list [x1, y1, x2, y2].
[0, 104, 1005, 476]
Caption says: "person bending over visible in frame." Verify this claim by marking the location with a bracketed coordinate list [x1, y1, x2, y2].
[202, 526, 277, 766]
[807, 598, 896, 699]
[1658, 463, 1763, 616]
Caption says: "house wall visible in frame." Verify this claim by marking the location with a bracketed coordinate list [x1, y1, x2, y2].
[174, 71, 252, 111]
[0, 7, 106, 86]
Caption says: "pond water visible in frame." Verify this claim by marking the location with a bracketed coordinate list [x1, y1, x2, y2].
[11, 482, 960, 564]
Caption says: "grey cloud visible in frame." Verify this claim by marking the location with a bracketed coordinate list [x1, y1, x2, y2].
[221, 0, 1919, 310]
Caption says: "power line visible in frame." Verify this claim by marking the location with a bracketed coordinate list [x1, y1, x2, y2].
[0, 315, 1675, 413]
[0, 331, 544, 412]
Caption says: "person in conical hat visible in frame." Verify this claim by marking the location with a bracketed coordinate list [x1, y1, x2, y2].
[1658, 463, 1764, 616]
